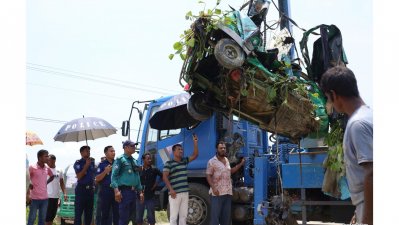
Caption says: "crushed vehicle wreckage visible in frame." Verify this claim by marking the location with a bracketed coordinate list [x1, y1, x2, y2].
[167, 0, 347, 143]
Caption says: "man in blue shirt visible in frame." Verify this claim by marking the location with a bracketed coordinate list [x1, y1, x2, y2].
[111, 140, 144, 225]
[96, 146, 119, 225]
[73, 145, 95, 225]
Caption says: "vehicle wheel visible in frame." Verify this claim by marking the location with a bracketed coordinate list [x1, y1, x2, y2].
[167, 183, 211, 225]
[187, 93, 212, 121]
[214, 38, 245, 69]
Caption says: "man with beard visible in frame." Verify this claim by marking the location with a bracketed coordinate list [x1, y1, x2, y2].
[206, 141, 245, 225]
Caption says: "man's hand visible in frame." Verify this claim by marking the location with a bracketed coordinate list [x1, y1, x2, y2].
[192, 134, 198, 143]
[105, 165, 112, 174]
[85, 158, 91, 167]
[139, 192, 144, 204]
[170, 189, 177, 199]
[63, 193, 68, 202]
[240, 157, 245, 166]
[114, 190, 122, 203]
[212, 187, 219, 196]
[26, 193, 31, 206]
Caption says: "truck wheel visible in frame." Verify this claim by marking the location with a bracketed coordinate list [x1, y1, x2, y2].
[187, 183, 211, 225]
[167, 183, 211, 225]
[187, 93, 212, 121]
[214, 38, 245, 69]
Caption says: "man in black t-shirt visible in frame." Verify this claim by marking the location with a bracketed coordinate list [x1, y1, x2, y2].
[136, 153, 162, 225]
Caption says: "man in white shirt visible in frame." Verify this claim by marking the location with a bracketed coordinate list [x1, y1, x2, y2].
[45, 154, 67, 225]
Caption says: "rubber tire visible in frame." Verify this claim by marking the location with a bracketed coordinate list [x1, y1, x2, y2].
[167, 183, 211, 225]
[214, 38, 245, 69]
[187, 94, 212, 121]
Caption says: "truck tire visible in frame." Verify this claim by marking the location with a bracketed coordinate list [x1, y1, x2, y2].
[187, 93, 212, 121]
[167, 183, 211, 225]
[214, 38, 245, 69]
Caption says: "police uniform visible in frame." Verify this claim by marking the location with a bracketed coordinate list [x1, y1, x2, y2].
[111, 153, 142, 225]
[96, 159, 119, 225]
[73, 158, 95, 225]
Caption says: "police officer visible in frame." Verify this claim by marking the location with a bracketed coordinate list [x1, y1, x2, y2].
[96, 146, 119, 225]
[111, 140, 144, 225]
[73, 145, 95, 225]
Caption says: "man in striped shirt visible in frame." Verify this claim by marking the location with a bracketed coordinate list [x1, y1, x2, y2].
[163, 134, 199, 225]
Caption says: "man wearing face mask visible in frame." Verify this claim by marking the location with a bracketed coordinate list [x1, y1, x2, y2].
[206, 141, 245, 225]
[320, 66, 373, 225]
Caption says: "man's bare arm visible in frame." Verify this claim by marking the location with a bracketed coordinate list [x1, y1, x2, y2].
[362, 162, 373, 225]
[189, 134, 199, 162]
[231, 158, 245, 174]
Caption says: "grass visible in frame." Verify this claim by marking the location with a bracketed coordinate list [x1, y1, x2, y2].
[155, 210, 169, 223]
[26, 207, 57, 225]
[27, 207, 169, 225]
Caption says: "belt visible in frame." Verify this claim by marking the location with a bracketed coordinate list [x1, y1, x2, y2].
[118, 185, 135, 191]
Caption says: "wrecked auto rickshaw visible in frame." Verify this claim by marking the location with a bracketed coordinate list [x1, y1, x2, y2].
[176, 0, 329, 141]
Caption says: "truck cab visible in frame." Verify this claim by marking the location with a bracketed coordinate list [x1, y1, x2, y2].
[124, 95, 268, 225]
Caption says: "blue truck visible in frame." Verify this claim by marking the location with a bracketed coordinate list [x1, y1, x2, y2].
[121, 95, 354, 225]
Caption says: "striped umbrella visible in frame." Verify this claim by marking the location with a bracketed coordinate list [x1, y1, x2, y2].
[26, 131, 44, 146]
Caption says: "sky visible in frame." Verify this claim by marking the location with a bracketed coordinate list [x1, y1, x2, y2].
[4, 0, 399, 223]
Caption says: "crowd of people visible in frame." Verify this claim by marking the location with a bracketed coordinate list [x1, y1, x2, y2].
[26, 65, 373, 225]
[25, 133, 246, 225]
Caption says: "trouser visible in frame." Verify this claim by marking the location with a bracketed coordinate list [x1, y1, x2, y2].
[74, 184, 94, 225]
[27, 199, 48, 225]
[136, 198, 155, 224]
[96, 192, 102, 225]
[169, 192, 189, 225]
[45, 198, 59, 222]
[118, 187, 137, 225]
[100, 187, 119, 225]
[210, 195, 232, 225]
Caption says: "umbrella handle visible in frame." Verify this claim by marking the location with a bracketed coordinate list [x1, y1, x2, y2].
[85, 130, 88, 146]
[83, 115, 88, 145]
